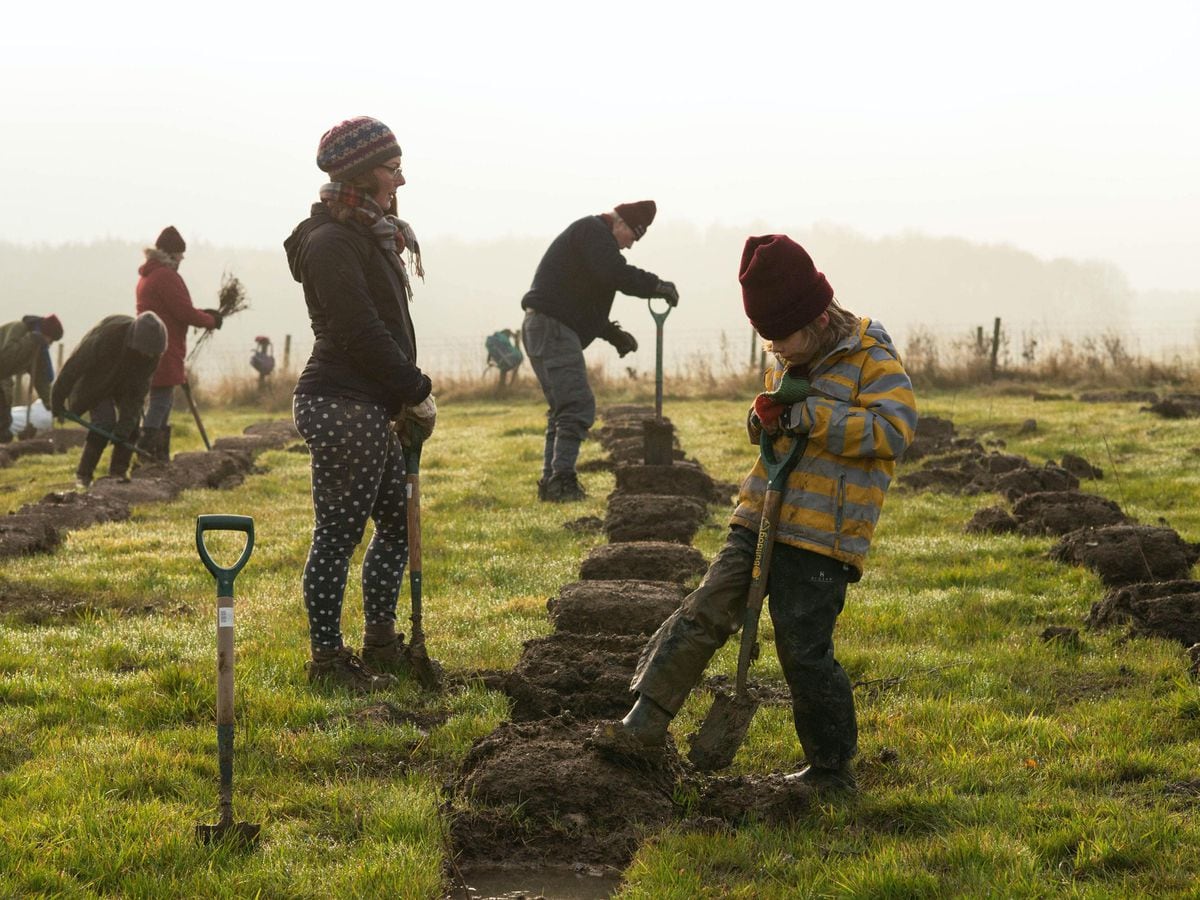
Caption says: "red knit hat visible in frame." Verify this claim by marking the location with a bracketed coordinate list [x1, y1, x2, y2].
[317, 116, 402, 182]
[40, 314, 63, 342]
[155, 226, 186, 255]
[614, 200, 656, 239]
[739, 235, 834, 339]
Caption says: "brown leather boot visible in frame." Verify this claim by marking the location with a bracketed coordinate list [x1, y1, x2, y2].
[362, 622, 410, 676]
[306, 645, 396, 693]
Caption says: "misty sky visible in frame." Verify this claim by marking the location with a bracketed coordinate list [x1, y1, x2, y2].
[2, 1, 1197, 291]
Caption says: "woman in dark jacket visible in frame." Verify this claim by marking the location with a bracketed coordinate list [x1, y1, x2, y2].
[51, 312, 167, 487]
[285, 115, 436, 693]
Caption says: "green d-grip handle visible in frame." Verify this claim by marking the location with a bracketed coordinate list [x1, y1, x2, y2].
[196, 515, 255, 597]
[647, 297, 672, 326]
[760, 430, 806, 491]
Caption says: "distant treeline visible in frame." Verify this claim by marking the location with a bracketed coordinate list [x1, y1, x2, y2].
[3, 225, 1192, 377]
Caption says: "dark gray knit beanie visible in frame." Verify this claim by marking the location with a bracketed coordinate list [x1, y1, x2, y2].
[129, 311, 167, 357]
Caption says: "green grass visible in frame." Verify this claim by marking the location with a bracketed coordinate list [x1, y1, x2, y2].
[2, 389, 1199, 897]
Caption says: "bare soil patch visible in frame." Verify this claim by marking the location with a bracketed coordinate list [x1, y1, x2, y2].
[1145, 395, 1200, 419]
[1087, 580, 1200, 645]
[604, 495, 707, 544]
[1050, 525, 1200, 586]
[547, 580, 685, 637]
[503, 631, 645, 721]
[613, 463, 717, 503]
[1009, 491, 1129, 536]
[579, 541, 707, 584]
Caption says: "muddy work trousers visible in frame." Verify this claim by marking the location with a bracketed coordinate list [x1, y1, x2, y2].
[522, 310, 595, 478]
[632, 525, 859, 768]
[77, 400, 138, 481]
[294, 395, 408, 652]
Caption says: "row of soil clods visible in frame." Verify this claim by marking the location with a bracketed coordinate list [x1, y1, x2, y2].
[0, 428, 87, 469]
[0, 421, 301, 558]
[445, 406, 824, 890]
[902, 414, 1200, 662]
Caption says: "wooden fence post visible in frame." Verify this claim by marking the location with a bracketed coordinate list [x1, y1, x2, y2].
[990, 317, 1002, 378]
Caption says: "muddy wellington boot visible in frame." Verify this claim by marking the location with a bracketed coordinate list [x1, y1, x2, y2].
[619, 694, 673, 747]
[75, 433, 107, 489]
[307, 645, 396, 693]
[362, 622, 410, 676]
[109, 441, 135, 483]
[784, 762, 858, 794]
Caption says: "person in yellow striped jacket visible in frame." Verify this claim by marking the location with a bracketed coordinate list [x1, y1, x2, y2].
[613, 234, 918, 793]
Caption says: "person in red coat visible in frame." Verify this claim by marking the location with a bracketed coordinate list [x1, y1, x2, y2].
[134, 226, 221, 459]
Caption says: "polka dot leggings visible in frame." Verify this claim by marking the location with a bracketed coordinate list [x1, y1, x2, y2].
[294, 395, 408, 651]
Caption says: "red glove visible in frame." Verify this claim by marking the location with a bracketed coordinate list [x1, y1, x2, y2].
[753, 393, 787, 432]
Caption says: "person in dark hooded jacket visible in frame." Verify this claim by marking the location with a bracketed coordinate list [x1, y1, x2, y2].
[52, 312, 167, 487]
[284, 115, 436, 694]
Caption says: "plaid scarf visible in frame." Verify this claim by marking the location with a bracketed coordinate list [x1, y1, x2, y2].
[319, 183, 424, 301]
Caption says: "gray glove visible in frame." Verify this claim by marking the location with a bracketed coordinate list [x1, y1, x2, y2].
[394, 394, 437, 447]
[654, 281, 679, 307]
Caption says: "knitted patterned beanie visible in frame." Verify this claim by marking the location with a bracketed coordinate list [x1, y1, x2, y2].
[317, 117, 402, 182]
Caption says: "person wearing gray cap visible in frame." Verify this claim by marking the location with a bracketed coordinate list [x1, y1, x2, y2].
[52, 312, 167, 488]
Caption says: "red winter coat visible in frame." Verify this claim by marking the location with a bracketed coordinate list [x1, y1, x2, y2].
[135, 256, 216, 387]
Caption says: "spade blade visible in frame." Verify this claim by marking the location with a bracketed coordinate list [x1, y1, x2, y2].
[687, 689, 760, 772]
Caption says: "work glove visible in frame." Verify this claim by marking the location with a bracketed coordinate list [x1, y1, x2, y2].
[203, 309, 224, 329]
[750, 369, 811, 435]
[654, 281, 679, 307]
[603, 321, 638, 358]
[394, 394, 437, 447]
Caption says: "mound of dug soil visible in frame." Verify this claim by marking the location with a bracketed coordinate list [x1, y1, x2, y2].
[604, 494, 707, 544]
[1060, 453, 1103, 480]
[694, 773, 817, 824]
[593, 417, 675, 451]
[449, 716, 684, 866]
[0, 514, 61, 556]
[579, 541, 707, 584]
[1050, 525, 1200, 586]
[504, 631, 646, 721]
[1078, 390, 1159, 404]
[1010, 491, 1128, 536]
[606, 436, 685, 467]
[547, 580, 684, 636]
[965, 505, 1018, 535]
[1087, 580, 1200, 645]
[1146, 395, 1200, 419]
[613, 463, 717, 503]
[902, 415, 957, 462]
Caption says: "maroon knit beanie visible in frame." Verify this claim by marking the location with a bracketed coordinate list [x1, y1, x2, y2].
[40, 314, 63, 342]
[155, 226, 186, 255]
[317, 116, 402, 182]
[614, 200, 656, 239]
[739, 235, 834, 340]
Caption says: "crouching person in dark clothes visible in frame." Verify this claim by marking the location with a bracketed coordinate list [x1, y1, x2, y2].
[0, 314, 63, 443]
[520, 200, 679, 502]
[609, 235, 918, 793]
[52, 313, 167, 488]
[285, 115, 435, 693]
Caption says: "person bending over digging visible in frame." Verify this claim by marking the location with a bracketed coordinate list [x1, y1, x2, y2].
[0, 313, 63, 443]
[51, 312, 167, 488]
[520, 201, 679, 502]
[285, 115, 436, 693]
[135, 226, 222, 461]
[608, 235, 918, 793]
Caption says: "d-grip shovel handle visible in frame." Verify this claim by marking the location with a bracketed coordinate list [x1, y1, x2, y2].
[647, 296, 673, 326]
[196, 515, 255, 597]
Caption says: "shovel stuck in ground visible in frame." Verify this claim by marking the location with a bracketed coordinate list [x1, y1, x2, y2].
[194, 514, 260, 847]
[403, 444, 443, 691]
[688, 431, 805, 772]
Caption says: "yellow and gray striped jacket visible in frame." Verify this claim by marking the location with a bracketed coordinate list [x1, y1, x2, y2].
[730, 317, 917, 574]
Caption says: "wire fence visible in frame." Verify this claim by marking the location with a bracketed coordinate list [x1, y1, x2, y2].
[186, 317, 1200, 386]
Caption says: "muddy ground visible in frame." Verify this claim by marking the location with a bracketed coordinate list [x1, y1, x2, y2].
[604, 494, 708, 544]
[579, 541, 707, 584]
[502, 631, 647, 721]
[1050, 524, 1200, 586]
[0, 421, 300, 560]
[903, 452, 1079, 500]
[0, 428, 88, 469]
[966, 491, 1129, 536]
[1145, 394, 1200, 420]
[547, 580, 684, 637]
[612, 463, 718, 504]
[1087, 580, 1200, 645]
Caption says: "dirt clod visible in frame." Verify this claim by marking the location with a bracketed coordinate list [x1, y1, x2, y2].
[1010, 490, 1128, 536]
[547, 580, 684, 637]
[1087, 580, 1200, 644]
[1053, 526, 1200, 587]
[579, 541, 707, 584]
[604, 494, 707, 545]
[1059, 453, 1103, 480]
[504, 631, 647, 721]
[613, 463, 716, 503]
[965, 505, 1018, 535]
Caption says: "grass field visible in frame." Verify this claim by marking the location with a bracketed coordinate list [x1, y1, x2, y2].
[2, 388, 1199, 897]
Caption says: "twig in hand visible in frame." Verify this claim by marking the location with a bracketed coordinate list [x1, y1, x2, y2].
[188, 271, 249, 362]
